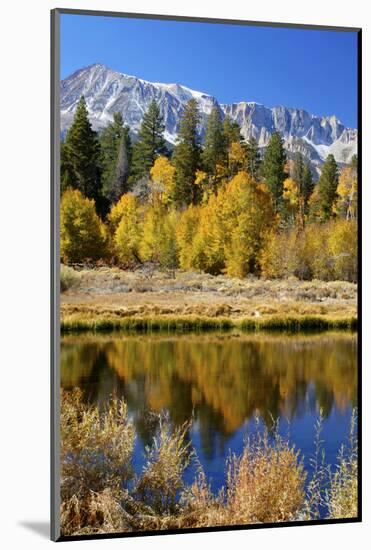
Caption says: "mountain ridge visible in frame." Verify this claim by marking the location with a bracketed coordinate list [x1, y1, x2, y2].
[60, 63, 357, 172]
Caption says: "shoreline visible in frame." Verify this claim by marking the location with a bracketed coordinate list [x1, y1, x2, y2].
[61, 313, 357, 333]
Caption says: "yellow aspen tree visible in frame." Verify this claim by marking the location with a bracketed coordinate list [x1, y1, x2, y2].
[194, 169, 211, 203]
[176, 205, 201, 270]
[328, 219, 357, 281]
[60, 188, 107, 263]
[191, 192, 226, 274]
[109, 193, 138, 233]
[140, 206, 178, 268]
[112, 194, 142, 264]
[228, 141, 247, 178]
[283, 177, 304, 227]
[333, 166, 357, 220]
[222, 171, 275, 277]
[149, 156, 176, 206]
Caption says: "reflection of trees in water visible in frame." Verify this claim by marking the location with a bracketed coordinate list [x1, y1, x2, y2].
[61, 334, 357, 459]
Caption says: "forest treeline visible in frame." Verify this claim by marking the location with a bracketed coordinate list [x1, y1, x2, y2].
[60, 96, 358, 281]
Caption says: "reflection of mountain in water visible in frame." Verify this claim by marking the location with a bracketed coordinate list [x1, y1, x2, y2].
[61, 334, 357, 459]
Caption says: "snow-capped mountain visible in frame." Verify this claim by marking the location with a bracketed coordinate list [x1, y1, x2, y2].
[61, 63, 357, 171]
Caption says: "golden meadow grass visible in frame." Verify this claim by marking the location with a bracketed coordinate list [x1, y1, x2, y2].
[61, 265, 357, 333]
[60, 390, 358, 536]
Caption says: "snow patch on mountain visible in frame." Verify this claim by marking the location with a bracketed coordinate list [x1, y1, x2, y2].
[60, 63, 357, 170]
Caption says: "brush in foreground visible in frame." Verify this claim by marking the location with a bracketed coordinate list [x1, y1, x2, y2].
[60, 390, 358, 536]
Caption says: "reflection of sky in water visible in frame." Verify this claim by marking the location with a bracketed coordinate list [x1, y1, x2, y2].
[131, 403, 354, 500]
[61, 333, 357, 508]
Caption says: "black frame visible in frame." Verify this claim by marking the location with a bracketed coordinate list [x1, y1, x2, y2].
[51, 7, 362, 542]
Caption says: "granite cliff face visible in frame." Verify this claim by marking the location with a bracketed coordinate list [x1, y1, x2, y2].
[61, 63, 357, 171]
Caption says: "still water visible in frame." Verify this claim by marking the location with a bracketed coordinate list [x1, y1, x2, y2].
[61, 332, 357, 492]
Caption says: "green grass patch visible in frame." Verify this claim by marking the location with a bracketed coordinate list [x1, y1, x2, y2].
[61, 314, 357, 334]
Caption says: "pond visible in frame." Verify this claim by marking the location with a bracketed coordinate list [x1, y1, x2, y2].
[61, 332, 357, 494]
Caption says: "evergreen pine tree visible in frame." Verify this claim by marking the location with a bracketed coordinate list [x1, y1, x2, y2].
[100, 112, 131, 205]
[201, 106, 227, 186]
[261, 131, 286, 213]
[291, 152, 306, 226]
[172, 98, 201, 206]
[292, 152, 305, 191]
[109, 135, 130, 204]
[318, 154, 339, 220]
[302, 162, 314, 212]
[130, 100, 167, 182]
[61, 96, 102, 207]
[223, 115, 243, 146]
[245, 137, 261, 180]
[60, 140, 75, 194]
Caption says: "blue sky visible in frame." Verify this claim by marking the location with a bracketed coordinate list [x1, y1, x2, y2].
[61, 14, 358, 128]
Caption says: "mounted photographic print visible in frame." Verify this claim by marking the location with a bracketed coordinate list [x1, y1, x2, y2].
[51, 8, 361, 541]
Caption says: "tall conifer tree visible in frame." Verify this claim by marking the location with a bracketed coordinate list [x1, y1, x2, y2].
[100, 112, 131, 204]
[245, 137, 261, 180]
[318, 154, 339, 220]
[172, 98, 201, 206]
[61, 96, 102, 207]
[201, 106, 227, 185]
[223, 115, 243, 146]
[302, 162, 314, 213]
[130, 100, 167, 182]
[261, 131, 286, 213]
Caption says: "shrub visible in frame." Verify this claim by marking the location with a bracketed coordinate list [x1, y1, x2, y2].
[60, 264, 80, 292]
[134, 418, 191, 516]
[60, 389, 134, 535]
[60, 391, 358, 535]
[224, 429, 305, 524]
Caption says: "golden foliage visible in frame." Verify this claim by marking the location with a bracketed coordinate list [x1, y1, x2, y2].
[150, 156, 176, 205]
[334, 166, 358, 219]
[110, 194, 142, 265]
[228, 141, 246, 177]
[176, 205, 201, 270]
[140, 205, 178, 268]
[60, 155, 358, 282]
[328, 219, 358, 282]
[60, 189, 107, 263]
[260, 220, 357, 282]
[223, 171, 274, 277]
[62, 333, 356, 434]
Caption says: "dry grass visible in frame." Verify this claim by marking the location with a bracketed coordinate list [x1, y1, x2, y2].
[303, 410, 358, 521]
[60, 389, 135, 535]
[60, 266, 357, 331]
[225, 430, 304, 524]
[134, 418, 191, 517]
[60, 391, 358, 536]
[326, 411, 358, 519]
